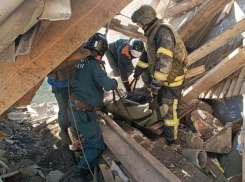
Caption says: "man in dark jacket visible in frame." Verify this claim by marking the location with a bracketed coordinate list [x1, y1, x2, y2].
[131, 4, 188, 143]
[47, 59, 77, 145]
[106, 38, 144, 92]
[67, 33, 118, 181]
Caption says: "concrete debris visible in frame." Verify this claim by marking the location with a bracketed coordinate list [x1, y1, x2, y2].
[19, 166, 38, 177]
[191, 110, 224, 141]
[8, 102, 58, 124]
[46, 170, 64, 182]
[0, 149, 6, 158]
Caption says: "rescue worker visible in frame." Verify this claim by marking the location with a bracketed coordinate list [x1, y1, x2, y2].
[131, 4, 188, 143]
[67, 33, 118, 181]
[47, 60, 77, 145]
[105, 38, 144, 92]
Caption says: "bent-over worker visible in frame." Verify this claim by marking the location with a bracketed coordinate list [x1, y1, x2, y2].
[105, 38, 144, 92]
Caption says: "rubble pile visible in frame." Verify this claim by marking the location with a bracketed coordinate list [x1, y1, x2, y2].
[0, 103, 74, 182]
[104, 87, 243, 181]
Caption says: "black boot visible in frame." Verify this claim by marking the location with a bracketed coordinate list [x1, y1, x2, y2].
[59, 130, 72, 145]
[69, 166, 91, 182]
[161, 126, 175, 145]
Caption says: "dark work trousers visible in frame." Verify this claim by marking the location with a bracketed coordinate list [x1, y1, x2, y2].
[67, 110, 105, 169]
[52, 86, 76, 136]
[140, 70, 182, 141]
[105, 50, 134, 77]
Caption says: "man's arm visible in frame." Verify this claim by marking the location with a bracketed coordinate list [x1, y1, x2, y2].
[93, 62, 118, 91]
[134, 49, 149, 78]
[151, 26, 175, 94]
[118, 53, 131, 91]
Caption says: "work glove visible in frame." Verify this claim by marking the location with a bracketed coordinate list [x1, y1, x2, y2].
[123, 81, 132, 93]
[133, 73, 140, 80]
[149, 92, 158, 112]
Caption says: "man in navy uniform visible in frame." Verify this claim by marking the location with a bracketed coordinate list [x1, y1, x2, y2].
[67, 33, 118, 181]
[105, 38, 144, 92]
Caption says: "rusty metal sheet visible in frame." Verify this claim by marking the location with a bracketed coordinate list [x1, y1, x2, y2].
[39, 0, 71, 21]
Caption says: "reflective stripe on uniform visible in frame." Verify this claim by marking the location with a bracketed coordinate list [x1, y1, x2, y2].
[137, 60, 149, 68]
[163, 79, 184, 87]
[173, 99, 178, 120]
[154, 71, 168, 81]
[175, 74, 185, 81]
[157, 47, 173, 58]
[164, 119, 179, 126]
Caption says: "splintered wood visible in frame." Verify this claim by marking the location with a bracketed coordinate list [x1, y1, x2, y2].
[182, 48, 245, 102]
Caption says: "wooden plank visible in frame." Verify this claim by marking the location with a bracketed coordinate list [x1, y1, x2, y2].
[179, 0, 232, 42]
[0, 131, 7, 142]
[182, 48, 245, 103]
[212, 80, 225, 99]
[219, 77, 233, 98]
[0, 0, 132, 115]
[188, 18, 245, 65]
[150, 0, 161, 9]
[185, 65, 205, 79]
[98, 112, 181, 182]
[14, 79, 44, 106]
[204, 84, 219, 99]
[159, 0, 206, 18]
[33, 115, 58, 131]
[99, 164, 115, 182]
[226, 70, 241, 98]
[233, 66, 245, 96]
[31, 20, 52, 52]
[240, 81, 245, 95]
[108, 19, 146, 42]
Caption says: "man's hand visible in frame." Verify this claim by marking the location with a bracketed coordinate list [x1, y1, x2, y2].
[123, 81, 132, 93]
[150, 92, 157, 97]
[149, 92, 158, 111]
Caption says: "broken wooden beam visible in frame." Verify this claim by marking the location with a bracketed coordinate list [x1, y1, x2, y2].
[14, 79, 44, 107]
[0, 0, 132, 115]
[178, 0, 232, 42]
[160, 0, 206, 19]
[108, 18, 146, 42]
[33, 115, 58, 131]
[188, 18, 245, 65]
[185, 65, 205, 79]
[150, 0, 161, 9]
[182, 48, 245, 102]
[97, 111, 181, 182]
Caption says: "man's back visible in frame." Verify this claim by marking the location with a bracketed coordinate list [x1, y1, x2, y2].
[71, 56, 117, 107]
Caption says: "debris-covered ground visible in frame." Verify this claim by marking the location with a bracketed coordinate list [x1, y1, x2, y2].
[0, 87, 242, 182]
[0, 103, 74, 182]
[104, 87, 243, 181]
